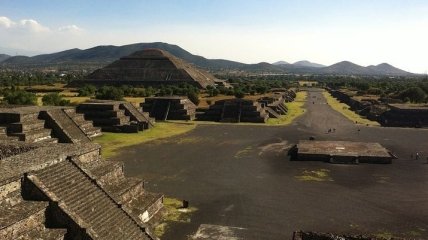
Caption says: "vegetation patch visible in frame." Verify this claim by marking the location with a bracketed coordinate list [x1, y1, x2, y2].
[94, 122, 196, 159]
[154, 197, 198, 238]
[295, 169, 333, 182]
[322, 91, 380, 126]
[267, 91, 307, 125]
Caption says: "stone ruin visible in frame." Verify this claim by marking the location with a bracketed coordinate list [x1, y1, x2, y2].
[141, 96, 197, 121]
[197, 98, 269, 123]
[290, 140, 394, 164]
[379, 104, 428, 128]
[0, 106, 102, 144]
[328, 89, 428, 128]
[84, 48, 219, 89]
[293, 231, 406, 240]
[77, 100, 155, 133]
[0, 141, 163, 239]
[257, 90, 296, 118]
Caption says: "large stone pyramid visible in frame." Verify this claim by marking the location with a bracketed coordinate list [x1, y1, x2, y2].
[86, 49, 217, 88]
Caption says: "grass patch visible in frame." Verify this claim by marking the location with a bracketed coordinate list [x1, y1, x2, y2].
[267, 91, 308, 125]
[295, 169, 333, 182]
[322, 91, 380, 126]
[124, 97, 146, 106]
[63, 96, 91, 104]
[154, 197, 198, 237]
[93, 122, 196, 159]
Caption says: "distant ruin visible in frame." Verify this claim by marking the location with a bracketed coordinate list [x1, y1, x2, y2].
[379, 104, 428, 128]
[328, 88, 428, 128]
[0, 106, 102, 143]
[257, 90, 296, 118]
[198, 99, 269, 123]
[85, 49, 220, 89]
[141, 96, 197, 121]
[0, 141, 162, 239]
[77, 100, 155, 133]
[291, 140, 393, 164]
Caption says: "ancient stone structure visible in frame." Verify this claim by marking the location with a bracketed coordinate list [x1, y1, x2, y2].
[291, 140, 393, 164]
[141, 96, 196, 120]
[0, 106, 101, 144]
[0, 141, 162, 239]
[257, 90, 296, 118]
[197, 99, 269, 123]
[379, 104, 428, 128]
[292, 231, 405, 240]
[77, 100, 155, 133]
[85, 49, 218, 89]
[328, 88, 428, 128]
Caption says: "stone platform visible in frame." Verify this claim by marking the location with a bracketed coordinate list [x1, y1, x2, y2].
[0, 141, 163, 239]
[141, 96, 196, 121]
[77, 100, 154, 133]
[197, 99, 269, 123]
[0, 106, 101, 144]
[293, 140, 393, 164]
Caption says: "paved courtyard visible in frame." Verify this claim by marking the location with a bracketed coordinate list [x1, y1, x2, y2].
[117, 89, 428, 239]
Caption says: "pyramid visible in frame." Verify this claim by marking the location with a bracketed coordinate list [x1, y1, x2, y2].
[85, 49, 217, 88]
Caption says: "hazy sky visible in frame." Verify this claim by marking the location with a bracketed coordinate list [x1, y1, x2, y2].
[0, 0, 427, 73]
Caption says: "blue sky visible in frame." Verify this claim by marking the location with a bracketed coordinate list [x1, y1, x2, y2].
[1, 0, 427, 73]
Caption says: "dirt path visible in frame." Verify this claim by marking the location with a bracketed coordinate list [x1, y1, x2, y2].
[119, 88, 428, 240]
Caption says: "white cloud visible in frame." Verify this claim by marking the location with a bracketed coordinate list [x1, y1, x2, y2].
[0, 16, 15, 28]
[0, 16, 50, 32]
[58, 24, 83, 33]
[18, 19, 50, 32]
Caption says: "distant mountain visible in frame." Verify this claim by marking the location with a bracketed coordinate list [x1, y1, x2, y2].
[0, 54, 10, 63]
[293, 60, 325, 68]
[320, 61, 376, 75]
[1, 42, 246, 70]
[367, 63, 411, 76]
[0, 42, 415, 76]
[272, 61, 289, 65]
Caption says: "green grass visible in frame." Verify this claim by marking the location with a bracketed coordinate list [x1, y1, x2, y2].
[154, 197, 198, 237]
[267, 91, 308, 125]
[322, 91, 380, 126]
[93, 122, 196, 159]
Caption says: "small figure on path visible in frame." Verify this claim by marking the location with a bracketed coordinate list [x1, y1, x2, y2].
[416, 152, 420, 160]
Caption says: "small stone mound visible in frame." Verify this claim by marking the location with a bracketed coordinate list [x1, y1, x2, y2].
[141, 96, 196, 121]
[198, 98, 269, 123]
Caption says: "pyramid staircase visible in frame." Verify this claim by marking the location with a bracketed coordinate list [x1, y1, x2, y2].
[0, 141, 162, 240]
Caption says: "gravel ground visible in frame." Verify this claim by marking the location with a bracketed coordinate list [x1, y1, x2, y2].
[118, 88, 428, 240]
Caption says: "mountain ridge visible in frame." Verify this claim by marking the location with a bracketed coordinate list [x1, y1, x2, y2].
[0, 42, 414, 76]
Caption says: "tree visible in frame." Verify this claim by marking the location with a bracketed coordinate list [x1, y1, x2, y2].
[42, 93, 70, 106]
[187, 90, 200, 105]
[95, 86, 124, 101]
[78, 85, 97, 97]
[3, 89, 37, 105]
[234, 89, 245, 99]
[400, 87, 426, 103]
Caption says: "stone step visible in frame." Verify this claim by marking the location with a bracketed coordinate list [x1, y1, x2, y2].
[38, 137, 59, 144]
[0, 201, 48, 239]
[0, 126, 7, 134]
[85, 127, 102, 138]
[29, 160, 148, 239]
[16, 227, 67, 240]
[9, 128, 52, 143]
[89, 161, 124, 184]
[8, 120, 45, 133]
[102, 177, 144, 203]
[0, 135, 20, 141]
